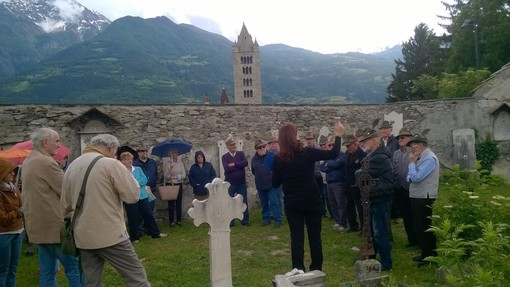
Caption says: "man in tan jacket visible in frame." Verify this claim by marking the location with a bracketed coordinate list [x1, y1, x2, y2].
[61, 134, 151, 286]
[22, 127, 83, 287]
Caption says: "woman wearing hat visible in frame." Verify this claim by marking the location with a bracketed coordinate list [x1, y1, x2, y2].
[272, 122, 344, 272]
[0, 158, 23, 287]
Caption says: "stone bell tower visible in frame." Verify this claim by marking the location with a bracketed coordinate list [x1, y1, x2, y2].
[232, 23, 262, 104]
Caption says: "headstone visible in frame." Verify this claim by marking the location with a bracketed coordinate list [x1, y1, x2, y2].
[492, 104, 510, 141]
[353, 159, 388, 286]
[384, 111, 403, 137]
[452, 129, 477, 169]
[273, 271, 327, 287]
[187, 178, 247, 287]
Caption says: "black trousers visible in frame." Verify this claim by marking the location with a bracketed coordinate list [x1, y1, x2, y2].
[395, 188, 417, 245]
[167, 183, 183, 223]
[285, 200, 323, 272]
[410, 197, 437, 257]
[346, 185, 363, 230]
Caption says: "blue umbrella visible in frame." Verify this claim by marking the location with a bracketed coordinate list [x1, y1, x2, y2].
[151, 139, 193, 157]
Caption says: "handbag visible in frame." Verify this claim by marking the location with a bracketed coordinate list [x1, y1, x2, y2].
[60, 155, 103, 256]
[157, 177, 180, 200]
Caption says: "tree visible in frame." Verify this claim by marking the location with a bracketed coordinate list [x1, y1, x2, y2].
[446, 0, 510, 73]
[386, 23, 448, 102]
[438, 68, 491, 99]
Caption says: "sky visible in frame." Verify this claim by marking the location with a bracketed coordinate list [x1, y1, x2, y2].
[10, 0, 450, 54]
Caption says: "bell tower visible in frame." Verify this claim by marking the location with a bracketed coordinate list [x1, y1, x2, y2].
[232, 23, 262, 104]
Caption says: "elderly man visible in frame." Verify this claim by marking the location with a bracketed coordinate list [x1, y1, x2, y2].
[357, 128, 394, 271]
[344, 134, 366, 232]
[222, 136, 249, 226]
[406, 134, 439, 267]
[133, 145, 158, 210]
[61, 134, 151, 286]
[21, 127, 83, 287]
[251, 139, 282, 227]
[392, 128, 418, 248]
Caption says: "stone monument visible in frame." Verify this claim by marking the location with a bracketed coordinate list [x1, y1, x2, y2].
[353, 158, 388, 286]
[187, 178, 247, 287]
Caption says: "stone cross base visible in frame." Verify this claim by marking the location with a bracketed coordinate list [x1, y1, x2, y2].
[273, 271, 326, 287]
[354, 259, 388, 287]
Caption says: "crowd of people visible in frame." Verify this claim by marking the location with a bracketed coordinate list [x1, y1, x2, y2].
[0, 120, 441, 285]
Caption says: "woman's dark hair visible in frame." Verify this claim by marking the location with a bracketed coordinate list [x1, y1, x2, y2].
[277, 123, 304, 162]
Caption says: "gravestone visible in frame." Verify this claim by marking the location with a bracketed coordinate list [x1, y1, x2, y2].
[273, 270, 327, 287]
[353, 158, 388, 286]
[452, 129, 477, 169]
[384, 111, 403, 137]
[187, 178, 247, 287]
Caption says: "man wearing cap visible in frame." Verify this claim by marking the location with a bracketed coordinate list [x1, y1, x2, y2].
[267, 135, 284, 216]
[357, 128, 394, 271]
[251, 139, 282, 227]
[305, 133, 328, 218]
[222, 137, 250, 226]
[133, 146, 158, 210]
[406, 134, 439, 267]
[379, 120, 400, 221]
[392, 128, 417, 248]
[320, 136, 348, 232]
[344, 134, 366, 232]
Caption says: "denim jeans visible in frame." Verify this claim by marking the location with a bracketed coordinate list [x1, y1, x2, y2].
[0, 233, 22, 287]
[38, 244, 83, 287]
[370, 201, 393, 269]
[258, 188, 282, 224]
[228, 183, 249, 224]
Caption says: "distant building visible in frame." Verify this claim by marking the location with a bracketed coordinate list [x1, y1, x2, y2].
[232, 23, 262, 104]
[220, 88, 230, 104]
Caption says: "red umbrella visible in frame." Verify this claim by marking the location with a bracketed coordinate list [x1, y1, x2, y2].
[11, 140, 71, 161]
[0, 149, 32, 166]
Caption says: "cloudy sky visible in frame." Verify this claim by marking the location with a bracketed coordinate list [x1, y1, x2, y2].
[8, 0, 451, 54]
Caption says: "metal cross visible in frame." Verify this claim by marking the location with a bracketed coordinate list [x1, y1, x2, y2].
[355, 157, 376, 258]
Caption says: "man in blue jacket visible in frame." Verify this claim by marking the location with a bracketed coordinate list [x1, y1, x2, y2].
[251, 139, 282, 227]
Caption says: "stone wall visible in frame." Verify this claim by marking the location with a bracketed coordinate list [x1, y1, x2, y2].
[1, 98, 508, 219]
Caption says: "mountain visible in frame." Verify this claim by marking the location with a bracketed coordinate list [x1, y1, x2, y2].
[0, 1, 400, 104]
[0, 0, 110, 78]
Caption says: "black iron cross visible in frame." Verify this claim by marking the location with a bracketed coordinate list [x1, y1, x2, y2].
[355, 157, 376, 258]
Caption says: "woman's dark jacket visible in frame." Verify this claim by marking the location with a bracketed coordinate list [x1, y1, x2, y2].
[188, 151, 217, 196]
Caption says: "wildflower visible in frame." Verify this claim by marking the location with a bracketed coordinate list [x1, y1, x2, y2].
[492, 195, 505, 200]
[468, 195, 479, 199]
[443, 205, 453, 209]
[490, 201, 502, 206]
[462, 191, 473, 195]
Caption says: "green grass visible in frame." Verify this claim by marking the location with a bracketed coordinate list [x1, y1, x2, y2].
[17, 207, 436, 287]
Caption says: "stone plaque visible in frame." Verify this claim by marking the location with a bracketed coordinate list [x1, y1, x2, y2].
[493, 109, 510, 141]
[452, 129, 477, 169]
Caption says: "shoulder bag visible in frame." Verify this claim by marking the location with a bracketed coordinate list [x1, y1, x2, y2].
[157, 176, 180, 201]
[60, 155, 103, 256]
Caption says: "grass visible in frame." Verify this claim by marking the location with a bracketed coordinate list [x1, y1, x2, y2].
[17, 206, 437, 287]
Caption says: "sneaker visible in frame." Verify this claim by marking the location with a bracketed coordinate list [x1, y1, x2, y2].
[175, 222, 182, 226]
[337, 226, 347, 232]
[332, 223, 340, 230]
[262, 221, 270, 226]
[284, 268, 305, 277]
[170, 222, 176, 227]
[158, 233, 168, 238]
[274, 222, 282, 228]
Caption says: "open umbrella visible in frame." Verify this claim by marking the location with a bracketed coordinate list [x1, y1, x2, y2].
[0, 149, 32, 166]
[151, 139, 192, 157]
[11, 140, 71, 161]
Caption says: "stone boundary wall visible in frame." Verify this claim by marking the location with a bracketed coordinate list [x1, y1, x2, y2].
[1, 98, 504, 219]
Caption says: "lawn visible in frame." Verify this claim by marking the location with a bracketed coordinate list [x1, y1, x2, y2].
[16, 206, 436, 287]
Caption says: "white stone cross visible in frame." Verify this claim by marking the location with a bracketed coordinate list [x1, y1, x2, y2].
[187, 178, 247, 287]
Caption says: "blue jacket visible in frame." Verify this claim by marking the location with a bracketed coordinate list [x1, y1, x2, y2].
[251, 151, 275, 191]
[320, 152, 347, 183]
[133, 157, 158, 192]
[188, 151, 217, 196]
